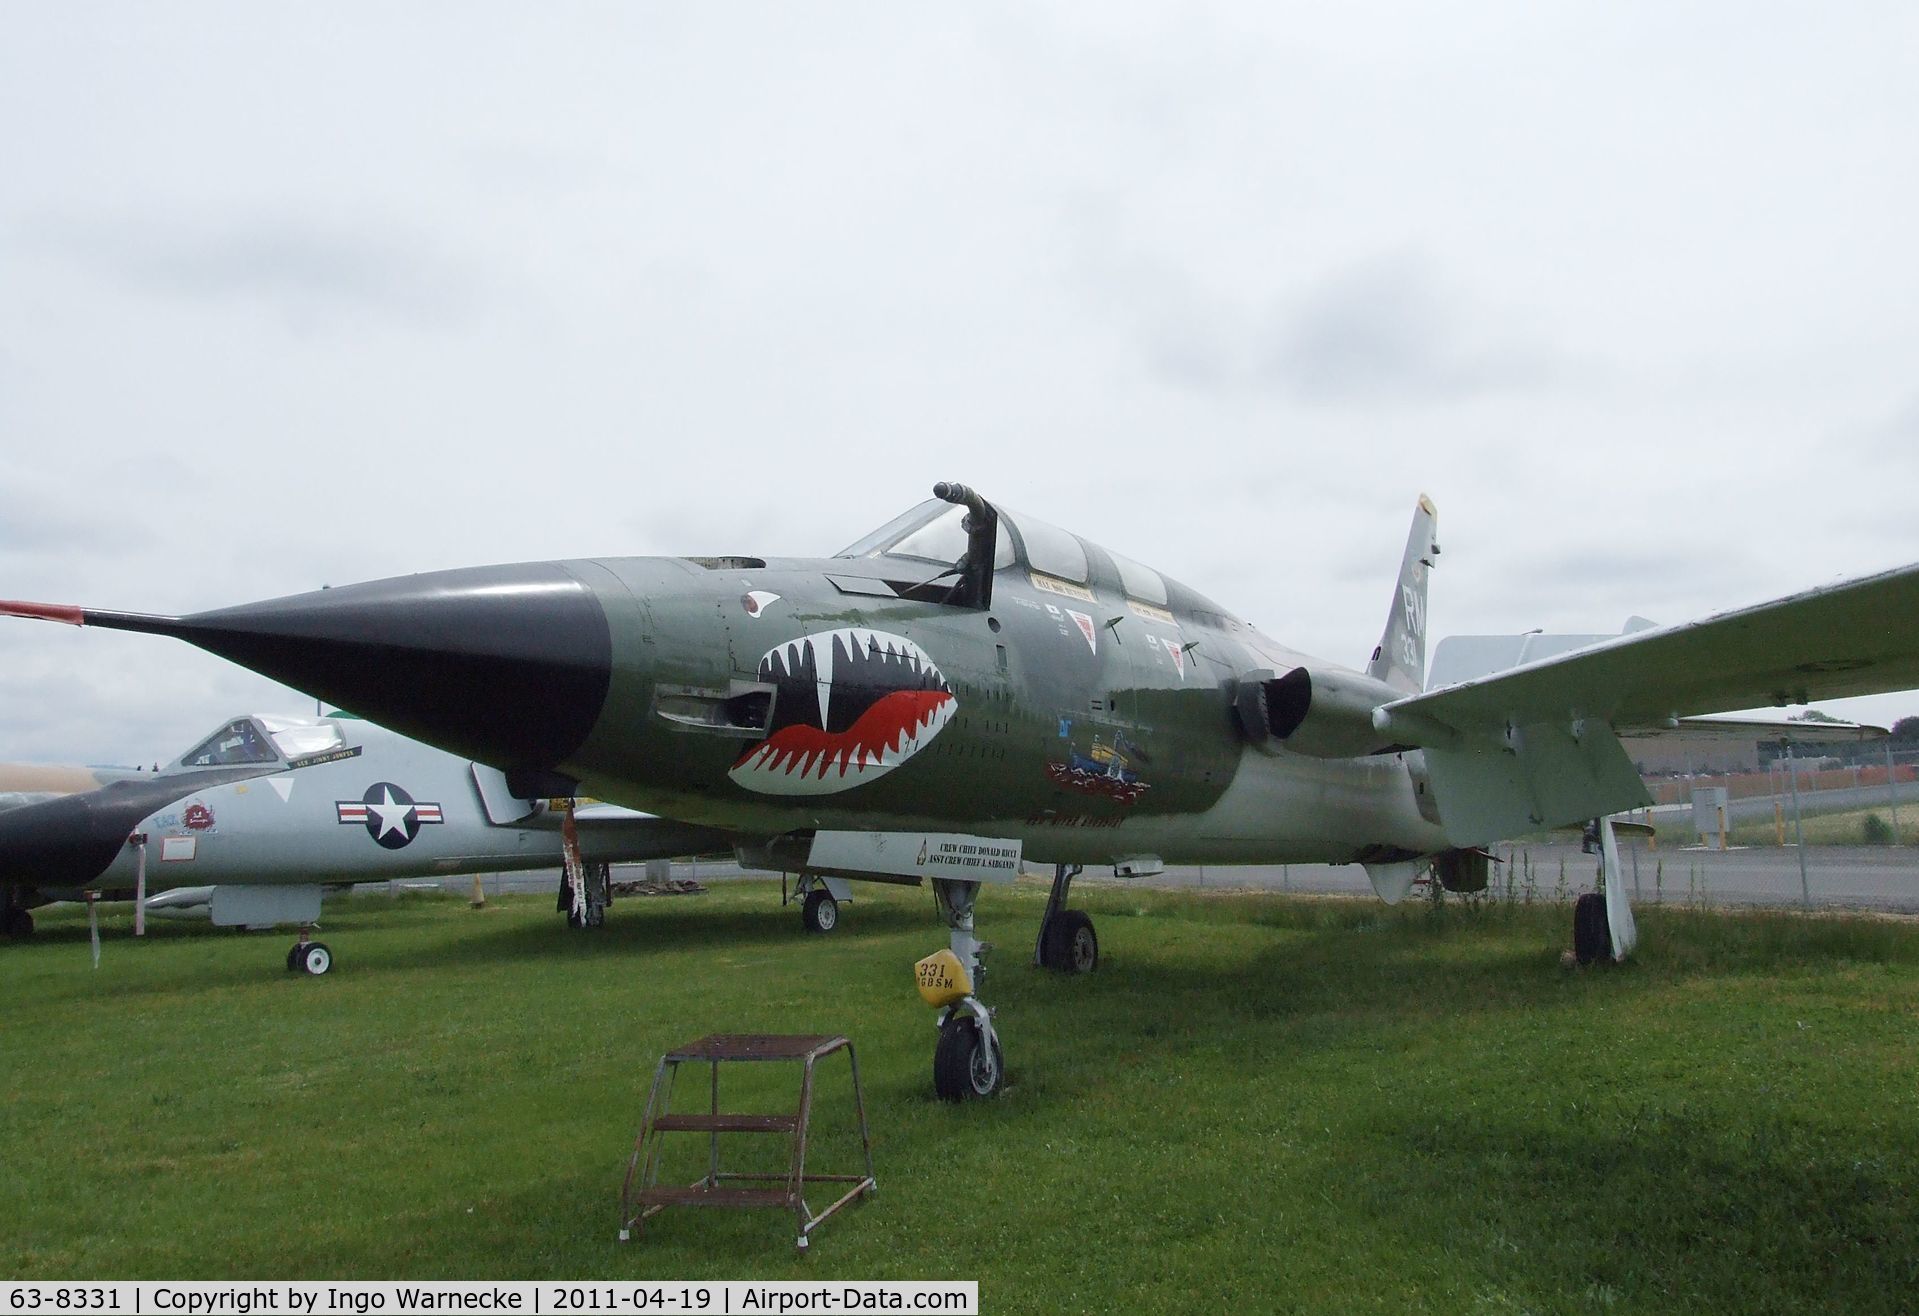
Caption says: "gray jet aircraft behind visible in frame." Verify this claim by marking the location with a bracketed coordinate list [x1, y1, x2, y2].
[7, 483, 1918, 1096]
[0, 712, 725, 971]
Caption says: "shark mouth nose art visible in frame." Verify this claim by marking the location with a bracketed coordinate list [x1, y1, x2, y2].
[728, 627, 956, 796]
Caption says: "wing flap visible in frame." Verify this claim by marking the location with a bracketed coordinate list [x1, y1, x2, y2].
[1619, 713, 1888, 743]
[1425, 721, 1649, 847]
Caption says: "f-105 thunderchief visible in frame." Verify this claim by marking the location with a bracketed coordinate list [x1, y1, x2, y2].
[7, 483, 1918, 1098]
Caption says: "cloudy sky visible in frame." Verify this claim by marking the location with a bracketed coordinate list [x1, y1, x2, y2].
[3, 3, 1916, 766]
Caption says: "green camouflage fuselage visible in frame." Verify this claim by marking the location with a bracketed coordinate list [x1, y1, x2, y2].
[559, 553, 1446, 867]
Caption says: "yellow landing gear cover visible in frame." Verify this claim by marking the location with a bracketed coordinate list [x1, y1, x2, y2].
[914, 949, 972, 1008]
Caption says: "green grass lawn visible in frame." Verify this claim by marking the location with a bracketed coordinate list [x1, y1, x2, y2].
[3, 881, 1916, 1314]
[1640, 803, 1918, 848]
[1724, 806, 1919, 848]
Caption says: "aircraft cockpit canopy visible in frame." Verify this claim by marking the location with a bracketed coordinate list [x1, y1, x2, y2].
[258, 715, 348, 760]
[174, 715, 348, 769]
[837, 501, 1016, 572]
[836, 498, 1171, 605]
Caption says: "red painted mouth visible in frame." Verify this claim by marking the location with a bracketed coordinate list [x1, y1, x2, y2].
[732, 688, 956, 783]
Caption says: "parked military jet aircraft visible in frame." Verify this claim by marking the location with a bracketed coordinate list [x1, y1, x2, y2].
[6, 483, 1918, 1096]
[0, 712, 725, 969]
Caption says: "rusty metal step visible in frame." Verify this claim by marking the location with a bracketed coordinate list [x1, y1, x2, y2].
[649, 1113, 800, 1134]
[632, 1184, 793, 1210]
[666, 1034, 841, 1062]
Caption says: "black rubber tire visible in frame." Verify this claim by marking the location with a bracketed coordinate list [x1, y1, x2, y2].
[801, 889, 839, 934]
[285, 944, 302, 972]
[932, 1015, 1004, 1101]
[1036, 917, 1061, 970]
[299, 942, 333, 976]
[1573, 892, 1610, 966]
[1041, 910, 1098, 973]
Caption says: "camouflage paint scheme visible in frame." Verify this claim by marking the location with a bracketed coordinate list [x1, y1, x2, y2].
[568, 532, 1437, 868]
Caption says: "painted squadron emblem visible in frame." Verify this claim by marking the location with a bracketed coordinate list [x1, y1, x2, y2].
[1046, 733, 1150, 806]
[729, 627, 957, 797]
[336, 782, 444, 849]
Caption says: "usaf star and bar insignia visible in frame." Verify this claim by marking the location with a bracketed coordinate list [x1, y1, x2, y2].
[336, 782, 444, 849]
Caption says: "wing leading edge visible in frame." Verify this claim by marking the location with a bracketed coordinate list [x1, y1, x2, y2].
[1373, 561, 1919, 846]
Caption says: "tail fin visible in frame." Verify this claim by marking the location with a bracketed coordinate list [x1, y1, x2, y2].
[1366, 495, 1438, 695]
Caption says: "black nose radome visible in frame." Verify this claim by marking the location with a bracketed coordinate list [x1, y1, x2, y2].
[0, 769, 259, 889]
[84, 563, 614, 772]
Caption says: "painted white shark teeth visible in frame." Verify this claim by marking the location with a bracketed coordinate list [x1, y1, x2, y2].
[764, 627, 949, 724]
[735, 698, 958, 795]
[812, 630, 835, 725]
[730, 626, 957, 797]
[770, 628, 943, 679]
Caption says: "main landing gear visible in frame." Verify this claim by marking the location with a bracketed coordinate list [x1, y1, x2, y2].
[3, 887, 35, 939]
[791, 872, 846, 934]
[285, 925, 332, 976]
[1572, 815, 1639, 966]
[555, 797, 609, 929]
[801, 887, 839, 934]
[559, 860, 610, 929]
[1035, 863, 1097, 973]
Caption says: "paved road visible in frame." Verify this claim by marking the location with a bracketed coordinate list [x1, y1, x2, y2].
[399, 835, 1919, 914]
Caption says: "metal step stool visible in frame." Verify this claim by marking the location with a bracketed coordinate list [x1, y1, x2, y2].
[619, 1034, 876, 1251]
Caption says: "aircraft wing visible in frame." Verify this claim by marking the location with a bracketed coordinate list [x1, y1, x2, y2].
[1376, 561, 1919, 845]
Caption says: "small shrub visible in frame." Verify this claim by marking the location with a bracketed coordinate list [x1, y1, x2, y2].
[1862, 813, 1894, 845]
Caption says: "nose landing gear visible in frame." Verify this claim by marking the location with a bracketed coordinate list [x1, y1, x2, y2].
[920, 878, 1004, 1101]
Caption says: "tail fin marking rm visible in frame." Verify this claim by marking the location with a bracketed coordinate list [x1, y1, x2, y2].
[1367, 495, 1438, 695]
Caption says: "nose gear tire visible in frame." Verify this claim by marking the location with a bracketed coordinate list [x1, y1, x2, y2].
[933, 1015, 1003, 1101]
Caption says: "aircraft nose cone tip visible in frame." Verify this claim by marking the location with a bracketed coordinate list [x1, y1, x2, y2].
[176, 562, 613, 770]
[0, 792, 129, 888]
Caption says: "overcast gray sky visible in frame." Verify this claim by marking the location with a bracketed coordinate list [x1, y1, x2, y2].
[3, 3, 1916, 766]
